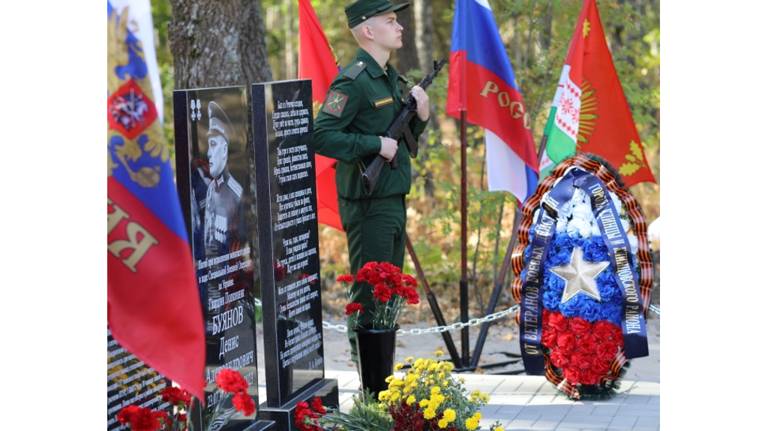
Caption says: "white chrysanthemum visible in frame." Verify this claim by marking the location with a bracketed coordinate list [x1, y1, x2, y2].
[628, 234, 638, 254]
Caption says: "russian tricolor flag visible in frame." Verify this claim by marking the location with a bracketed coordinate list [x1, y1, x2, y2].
[447, 0, 538, 203]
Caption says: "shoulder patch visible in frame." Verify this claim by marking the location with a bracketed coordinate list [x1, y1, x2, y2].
[227, 175, 243, 199]
[342, 61, 367, 80]
[321, 90, 349, 118]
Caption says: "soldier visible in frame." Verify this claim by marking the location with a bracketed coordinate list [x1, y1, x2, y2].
[203, 101, 245, 258]
[312, 0, 431, 366]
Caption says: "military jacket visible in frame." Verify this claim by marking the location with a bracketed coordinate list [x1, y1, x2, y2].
[203, 169, 244, 257]
[312, 48, 428, 200]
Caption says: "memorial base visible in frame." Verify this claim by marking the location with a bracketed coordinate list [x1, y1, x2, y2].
[258, 378, 339, 430]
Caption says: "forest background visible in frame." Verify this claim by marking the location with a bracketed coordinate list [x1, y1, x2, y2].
[150, 0, 660, 322]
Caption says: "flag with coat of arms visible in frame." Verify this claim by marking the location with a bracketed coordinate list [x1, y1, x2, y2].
[539, 0, 655, 186]
[107, 0, 205, 401]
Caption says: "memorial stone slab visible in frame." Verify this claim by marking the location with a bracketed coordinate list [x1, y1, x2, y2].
[107, 330, 171, 430]
[251, 79, 338, 429]
[174, 86, 273, 431]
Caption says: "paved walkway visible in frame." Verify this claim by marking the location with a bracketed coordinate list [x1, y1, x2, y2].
[256, 370, 659, 431]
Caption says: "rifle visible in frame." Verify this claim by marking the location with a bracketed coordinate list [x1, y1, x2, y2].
[361, 59, 447, 195]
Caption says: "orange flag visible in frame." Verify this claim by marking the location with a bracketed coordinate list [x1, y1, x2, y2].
[299, 0, 343, 231]
[540, 0, 656, 186]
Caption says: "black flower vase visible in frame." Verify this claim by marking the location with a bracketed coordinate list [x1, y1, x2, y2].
[355, 325, 398, 396]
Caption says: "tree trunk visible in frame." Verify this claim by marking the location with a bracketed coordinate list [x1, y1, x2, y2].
[413, 0, 438, 197]
[283, 0, 296, 80]
[414, 0, 434, 73]
[539, 0, 553, 52]
[395, 4, 420, 75]
[168, 0, 272, 88]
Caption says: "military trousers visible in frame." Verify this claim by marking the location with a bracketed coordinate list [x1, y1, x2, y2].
[338, 194, 407, 365]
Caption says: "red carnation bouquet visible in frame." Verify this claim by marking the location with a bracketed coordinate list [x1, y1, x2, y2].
[338, 261, 420, 330]
[293, 396, 327, 431]
[117, 368, 255, 431]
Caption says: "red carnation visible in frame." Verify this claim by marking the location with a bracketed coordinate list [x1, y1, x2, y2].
[592, 357, 612, 375]
[311, 396, 326, 415]
[581, 369, 601, 385]
[548, 312, 568, 332]
[563, 367, 581, 383]
[345, 302, 364, 315]
[336, 274, 354, 283]
[570, 352, 593, 371]
[161, 387, 192, 406]
[373, 283, 392, 302]
[215, 368, 249, 394]
[403, 287, 420, 304]
[579, 334, 599, 353]
[116, 406, 167, 431]
[542, 328, 558, 348]
[597, 341, 619, 361]
[549, 349, 570, 368]
[592, 321, 616, 341]
[556, 332, 576, 353]
[569, 317, 591, 335]
[232, 391, 256, 416]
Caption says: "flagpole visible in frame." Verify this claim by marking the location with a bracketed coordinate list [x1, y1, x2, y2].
[469, 131, 550, 370]
[460, 111, 469, 366]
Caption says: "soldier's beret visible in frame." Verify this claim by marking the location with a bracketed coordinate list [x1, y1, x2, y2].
[345, 0, 409, 28]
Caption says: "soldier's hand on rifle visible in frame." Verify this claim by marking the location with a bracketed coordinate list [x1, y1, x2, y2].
[379, 136, 398, 161]
[411, 85, 430, 122]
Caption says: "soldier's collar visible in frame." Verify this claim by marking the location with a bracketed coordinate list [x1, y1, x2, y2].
[356, 48, 389, 79]
[214, 170, 229, 188]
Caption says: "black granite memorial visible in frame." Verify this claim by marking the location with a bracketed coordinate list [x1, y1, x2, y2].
[174, 86, 273, 431]
[107, 330, 172, 430]
[251, 79, 339, 430]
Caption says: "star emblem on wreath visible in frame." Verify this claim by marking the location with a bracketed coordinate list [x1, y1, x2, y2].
[550, 246, 609, 303]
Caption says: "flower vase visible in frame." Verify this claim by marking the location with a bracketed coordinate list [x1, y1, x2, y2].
[355, 325, 398, 396]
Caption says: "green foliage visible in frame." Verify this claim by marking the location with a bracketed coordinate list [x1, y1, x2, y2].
[320, 391, 393, 431]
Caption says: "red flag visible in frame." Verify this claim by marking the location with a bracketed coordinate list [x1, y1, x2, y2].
[540, 0, 655, 186]
[298, 0, 343, 231]
[107, 4, 205, 401]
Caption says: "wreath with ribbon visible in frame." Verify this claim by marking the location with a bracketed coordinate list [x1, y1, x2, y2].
[511, 154, 654, 400]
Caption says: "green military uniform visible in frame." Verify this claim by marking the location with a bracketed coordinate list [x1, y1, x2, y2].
[312, 0, 427, 364]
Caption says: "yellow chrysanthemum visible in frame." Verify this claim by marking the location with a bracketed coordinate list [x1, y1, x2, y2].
[465, 417, 479, 430]
[405, 356, 415, 363]
[378, 390, 390, 402]
[423, 408, 437, 420]
[438, 418, 449, 429]
[406, 395, 416, 406]
[493, 427, 504, 431]
[394, 362, 404, 371]
[434, 349, 445, 357]
[419, 399, 430, 408]
[431, 386, 441, 395]
[442, 408, 457, 422]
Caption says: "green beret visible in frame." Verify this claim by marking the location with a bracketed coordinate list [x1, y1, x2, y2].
[345, 0, 409, 28]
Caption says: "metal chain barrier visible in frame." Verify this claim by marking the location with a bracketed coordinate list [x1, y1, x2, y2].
[649, 304, 660, 316]
[319, 305, 520, 336]
[254, 298, 661, 335]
